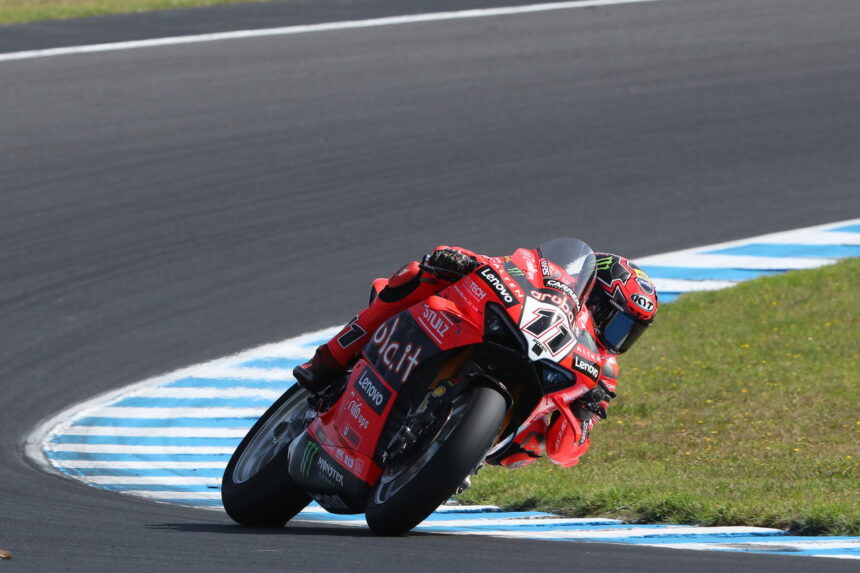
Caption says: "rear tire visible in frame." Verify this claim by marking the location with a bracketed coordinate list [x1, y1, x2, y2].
[221, 385, 312, 527]
[365, 384, 506, 535]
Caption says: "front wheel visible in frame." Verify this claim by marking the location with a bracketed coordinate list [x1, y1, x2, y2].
[221, 384, 313, 527]
[365, 384, 506, 535]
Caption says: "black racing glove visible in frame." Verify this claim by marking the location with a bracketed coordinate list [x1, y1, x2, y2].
[574, 382, 616, 420]
[422, 249, 478, 280]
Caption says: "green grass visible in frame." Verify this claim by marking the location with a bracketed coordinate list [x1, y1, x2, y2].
[0, 0, 278, 25]
[460, 257, 860, 535]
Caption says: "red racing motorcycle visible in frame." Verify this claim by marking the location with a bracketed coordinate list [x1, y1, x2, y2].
[221, 238, 601, 535]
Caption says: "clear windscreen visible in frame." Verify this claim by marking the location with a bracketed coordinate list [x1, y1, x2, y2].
[536, 237, 596, 303]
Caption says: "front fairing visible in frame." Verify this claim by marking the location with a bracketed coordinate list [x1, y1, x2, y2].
[294, 239, 600, 509]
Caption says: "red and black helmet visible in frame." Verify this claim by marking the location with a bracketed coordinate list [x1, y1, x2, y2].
[586, 253, 658, 354]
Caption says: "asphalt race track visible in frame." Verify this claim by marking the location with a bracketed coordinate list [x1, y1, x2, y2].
[2, 0, 859, 570]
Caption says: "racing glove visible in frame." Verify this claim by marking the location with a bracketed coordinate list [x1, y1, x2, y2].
[422, 249, 478, 280]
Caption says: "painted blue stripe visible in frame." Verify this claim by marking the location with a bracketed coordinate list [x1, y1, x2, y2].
[828, 224, 860, 233]
[705, 243, 860, 259]
[582, 532, 789, 544]
[426, 528, 786, 540]
[112, 396, 271, 408]
[165, 499, 225, 507]
[640, 265, 784, 281]
[45, 451, 231, 462]
[292, 512, 367, 522]
[621, 534, 857, 546]
[658, 293, 681, 303]
[421, 523, 723, 532]
[50, 435, 240, 447]
[238, 357, 304, 369]
[62, 468, 224, 478]
[96, 484, 219, 493]
[164, 377, 293, 389]
[418, 511, 556, 522]
[434, 506, 529, 514]
[72, 417, 255, 428]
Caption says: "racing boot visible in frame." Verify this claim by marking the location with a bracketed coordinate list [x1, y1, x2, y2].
[292, 344, 345, 395]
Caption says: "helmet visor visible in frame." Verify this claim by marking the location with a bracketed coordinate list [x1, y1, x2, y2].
[601, 309, 649, 354]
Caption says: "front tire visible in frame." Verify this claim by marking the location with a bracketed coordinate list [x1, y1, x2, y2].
[221, 384, 313, 527]
[365, 384, 506, 535]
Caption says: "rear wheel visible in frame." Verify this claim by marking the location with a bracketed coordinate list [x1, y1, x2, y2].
[221, 385, 313, 527]
[365, 384, 506, 535]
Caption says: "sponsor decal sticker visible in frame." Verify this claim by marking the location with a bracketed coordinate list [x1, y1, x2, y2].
[300, 440, 320, 478]
[355, 368, 392, 415]
[573, 355, 599, 380]
[317, 455, 345, 486]
[417, 305, 454, 343]
[370, 317, 424, 384]
[466, 279, 487, 301]
[595, 256, 613, 271]
[346, 396, 370, 429]
[631, 293, 655, 312]
[541, 259, 552, 277]
[545, 279, 578, 303]
[477, 266, 518, 308]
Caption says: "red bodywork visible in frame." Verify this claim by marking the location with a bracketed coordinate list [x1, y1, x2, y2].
[289, 244, 601, 511]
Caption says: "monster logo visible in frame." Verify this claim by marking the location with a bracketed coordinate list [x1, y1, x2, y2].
[300, 440, 320, 478]
[595, 256, 614, 272]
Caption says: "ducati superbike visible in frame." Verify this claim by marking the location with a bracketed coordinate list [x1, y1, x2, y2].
[221, 238, 603, 535]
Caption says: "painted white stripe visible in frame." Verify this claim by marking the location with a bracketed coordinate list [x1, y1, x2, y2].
[183, 366, 296, 380]
[52, 460, 227, 469]
[434, 505, 510, 513]
[651, 278, 738, 293]
[44, 444, 236, 454]
[638, 253, 835, 270]
[431, 525, 784, 539]
[415, 517, 625, 528]
[637, 218, 860, 267]
[756, 230, 860, 245]
[83, 476, 220, 486]
[125, 490, 222, 500]
[0, 0, 660, 63]
[128, 387, 284, 400]
[58, 426, 248, 438]
[89, 407, 265, 418]
[649, 540, 860, 551]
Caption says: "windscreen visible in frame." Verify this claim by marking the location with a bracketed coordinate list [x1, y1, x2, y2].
[536, 237, 596, 306]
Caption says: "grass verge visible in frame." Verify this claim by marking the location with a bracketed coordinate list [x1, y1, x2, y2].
[460, 257, 860, 535]
[0, 0, 277, 25]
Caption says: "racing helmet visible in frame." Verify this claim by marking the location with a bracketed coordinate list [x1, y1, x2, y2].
[586, 253, 658, 354]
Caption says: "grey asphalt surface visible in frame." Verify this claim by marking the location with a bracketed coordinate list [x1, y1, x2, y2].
[2, 0, 859, 570]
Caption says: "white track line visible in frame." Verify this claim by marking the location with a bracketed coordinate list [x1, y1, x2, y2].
[0, 0, 659, 63]
[55, 426, 248, 438]
[52, 461, 227, 469]
[44, 444, 236, 454]
[82, 476, 221, 486]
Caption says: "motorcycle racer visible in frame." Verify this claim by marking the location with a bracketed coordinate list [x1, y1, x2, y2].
[293, 246, 658, 469]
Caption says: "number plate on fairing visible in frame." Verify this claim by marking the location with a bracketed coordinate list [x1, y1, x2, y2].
[519, 296, 577, 362]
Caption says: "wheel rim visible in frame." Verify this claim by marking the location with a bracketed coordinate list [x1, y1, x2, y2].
[371, 393, 469, 505]
[232, 387, 313, 484]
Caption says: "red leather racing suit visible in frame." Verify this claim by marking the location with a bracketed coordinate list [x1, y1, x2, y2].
[321, 246, 617, 469]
